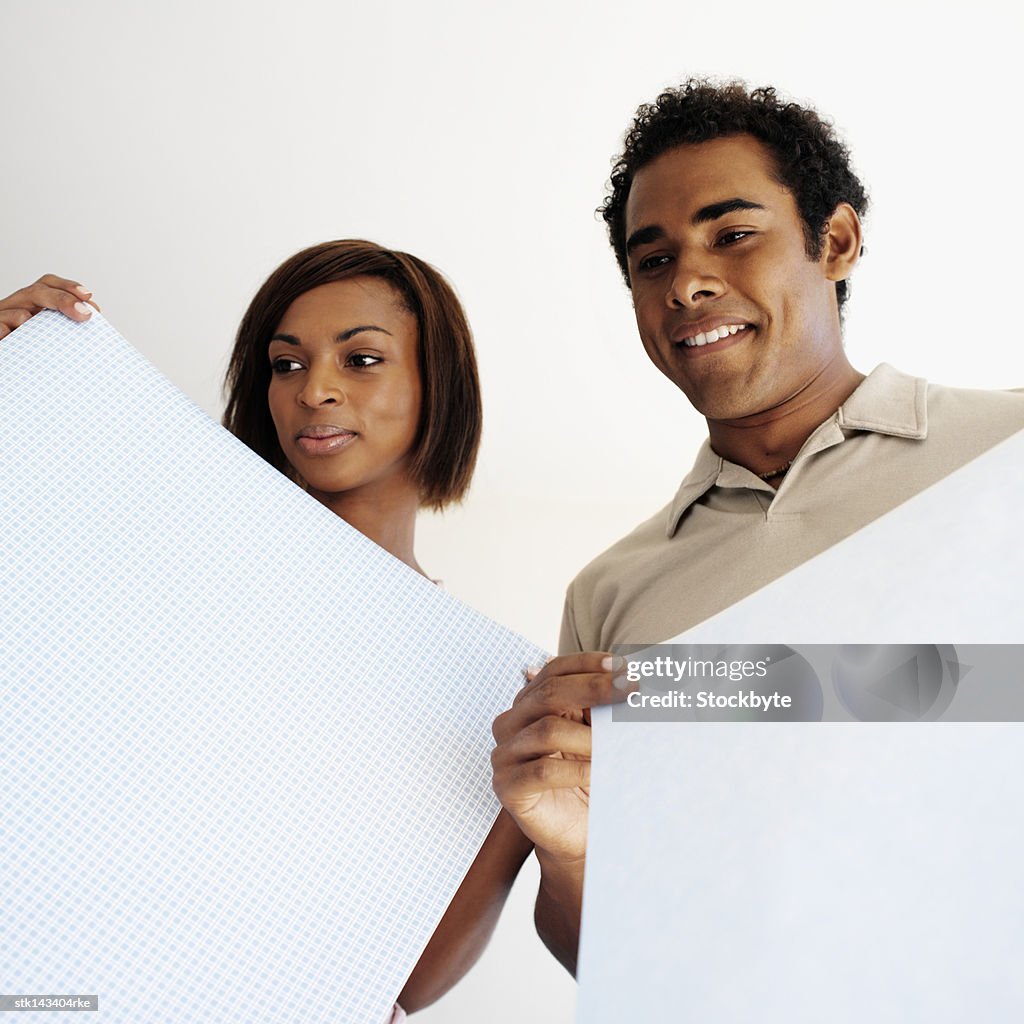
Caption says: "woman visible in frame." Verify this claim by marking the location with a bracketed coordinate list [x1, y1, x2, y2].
[224, 240, 481, 572]
[0, 243, 533, 1017]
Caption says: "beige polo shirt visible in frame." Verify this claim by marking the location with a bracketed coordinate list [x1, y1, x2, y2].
[560, 365, 1024, 652]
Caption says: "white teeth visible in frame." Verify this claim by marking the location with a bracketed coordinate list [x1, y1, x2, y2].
[682, 324, 747, 347]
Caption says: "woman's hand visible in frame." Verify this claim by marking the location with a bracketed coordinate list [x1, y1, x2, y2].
[0, 274, 100, 340]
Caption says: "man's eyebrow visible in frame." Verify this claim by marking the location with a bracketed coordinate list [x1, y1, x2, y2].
[692, 197, 765, 225]
[269, 325, 393, 346]
[625, 198, 767, 256]
[625, 225, 665, 256]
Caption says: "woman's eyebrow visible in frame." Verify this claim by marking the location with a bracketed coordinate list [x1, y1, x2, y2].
[270, 325, 394, 346]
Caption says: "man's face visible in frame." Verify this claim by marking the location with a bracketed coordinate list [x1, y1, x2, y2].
[624, 134, 845, 422]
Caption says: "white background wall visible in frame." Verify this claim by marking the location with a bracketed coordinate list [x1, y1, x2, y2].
[3, 1, 1020, 1020]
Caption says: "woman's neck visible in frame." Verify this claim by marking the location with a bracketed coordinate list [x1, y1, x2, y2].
[308, 482, 426, 578]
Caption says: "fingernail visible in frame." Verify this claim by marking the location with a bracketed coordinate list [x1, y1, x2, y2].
[73, 302, 93, 316]
[74, 285, 92, 297]
[601, 655, 624, 672]
[526, 664, 544, 676]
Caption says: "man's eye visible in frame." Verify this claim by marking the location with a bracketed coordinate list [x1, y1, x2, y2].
[717, 230, 751, 246]
[271, 357, 303, 374]
[347, 353, 383, 368]
[638, 254, 672, 272]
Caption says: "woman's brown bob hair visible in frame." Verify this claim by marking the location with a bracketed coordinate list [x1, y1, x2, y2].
[223, 240, 482, 511]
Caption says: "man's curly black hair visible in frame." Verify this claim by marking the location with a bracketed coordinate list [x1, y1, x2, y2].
[600, 79, 869, 312]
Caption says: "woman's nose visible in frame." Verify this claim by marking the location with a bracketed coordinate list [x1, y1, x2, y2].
[297, 364, 346, 407]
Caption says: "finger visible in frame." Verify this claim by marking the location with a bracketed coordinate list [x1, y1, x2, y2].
[35, 274, 101, 313]
[491, 716, 592, 768]
[521, 654, 557, 687]
[496, 756, 591, 801]
[494, 668, 632, 742]
[526, 664, 634, 714]
[514, 651, 620, 708]
[1, 280, 96, 321]
[531, 651, 618, 685]
[38, 274, 93, 298]
[0, 308, 35, 333]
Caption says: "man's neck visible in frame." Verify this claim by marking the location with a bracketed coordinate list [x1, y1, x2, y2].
[706, 356, 865, 483]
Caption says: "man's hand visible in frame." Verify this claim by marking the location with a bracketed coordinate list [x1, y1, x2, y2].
[0, 275, 100, 340]
[491, 652, 634, 974]
[492, 652, 630, 860]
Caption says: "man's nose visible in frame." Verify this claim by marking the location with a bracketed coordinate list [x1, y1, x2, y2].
[665, 254, 725, 309]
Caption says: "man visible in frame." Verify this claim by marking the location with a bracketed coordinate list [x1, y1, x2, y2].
[491, 79, 1024, 974]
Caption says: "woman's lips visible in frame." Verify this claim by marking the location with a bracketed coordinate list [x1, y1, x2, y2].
[295, 429, 357, 456]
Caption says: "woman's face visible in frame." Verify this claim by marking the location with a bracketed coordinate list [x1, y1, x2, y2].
[267, 276, 422, 505]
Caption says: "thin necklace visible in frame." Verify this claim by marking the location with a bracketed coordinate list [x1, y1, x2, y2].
[758, 459, 794, 481]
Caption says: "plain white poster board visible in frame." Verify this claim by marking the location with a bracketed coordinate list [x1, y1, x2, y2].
[578, 430, 1024, 1022]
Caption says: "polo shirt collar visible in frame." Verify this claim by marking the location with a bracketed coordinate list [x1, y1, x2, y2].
[837, 362, 928, 437]
[665, 363, 929, 537]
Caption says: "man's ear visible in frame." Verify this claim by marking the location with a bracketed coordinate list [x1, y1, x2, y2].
[822, 202, 863, 282]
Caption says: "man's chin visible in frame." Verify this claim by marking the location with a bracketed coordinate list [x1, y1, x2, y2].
[682, 387, 761, 424]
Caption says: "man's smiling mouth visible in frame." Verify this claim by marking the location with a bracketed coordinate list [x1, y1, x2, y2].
[679, 323, 751, 348]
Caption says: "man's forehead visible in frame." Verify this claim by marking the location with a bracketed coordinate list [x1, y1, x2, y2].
[624, 135, 786, 230]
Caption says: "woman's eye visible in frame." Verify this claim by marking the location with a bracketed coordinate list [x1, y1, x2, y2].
[347, 353, 383, 368]
[271, 357, 303, 374]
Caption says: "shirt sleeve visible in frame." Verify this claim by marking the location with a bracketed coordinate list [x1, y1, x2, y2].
[558, 582, 584, 655]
